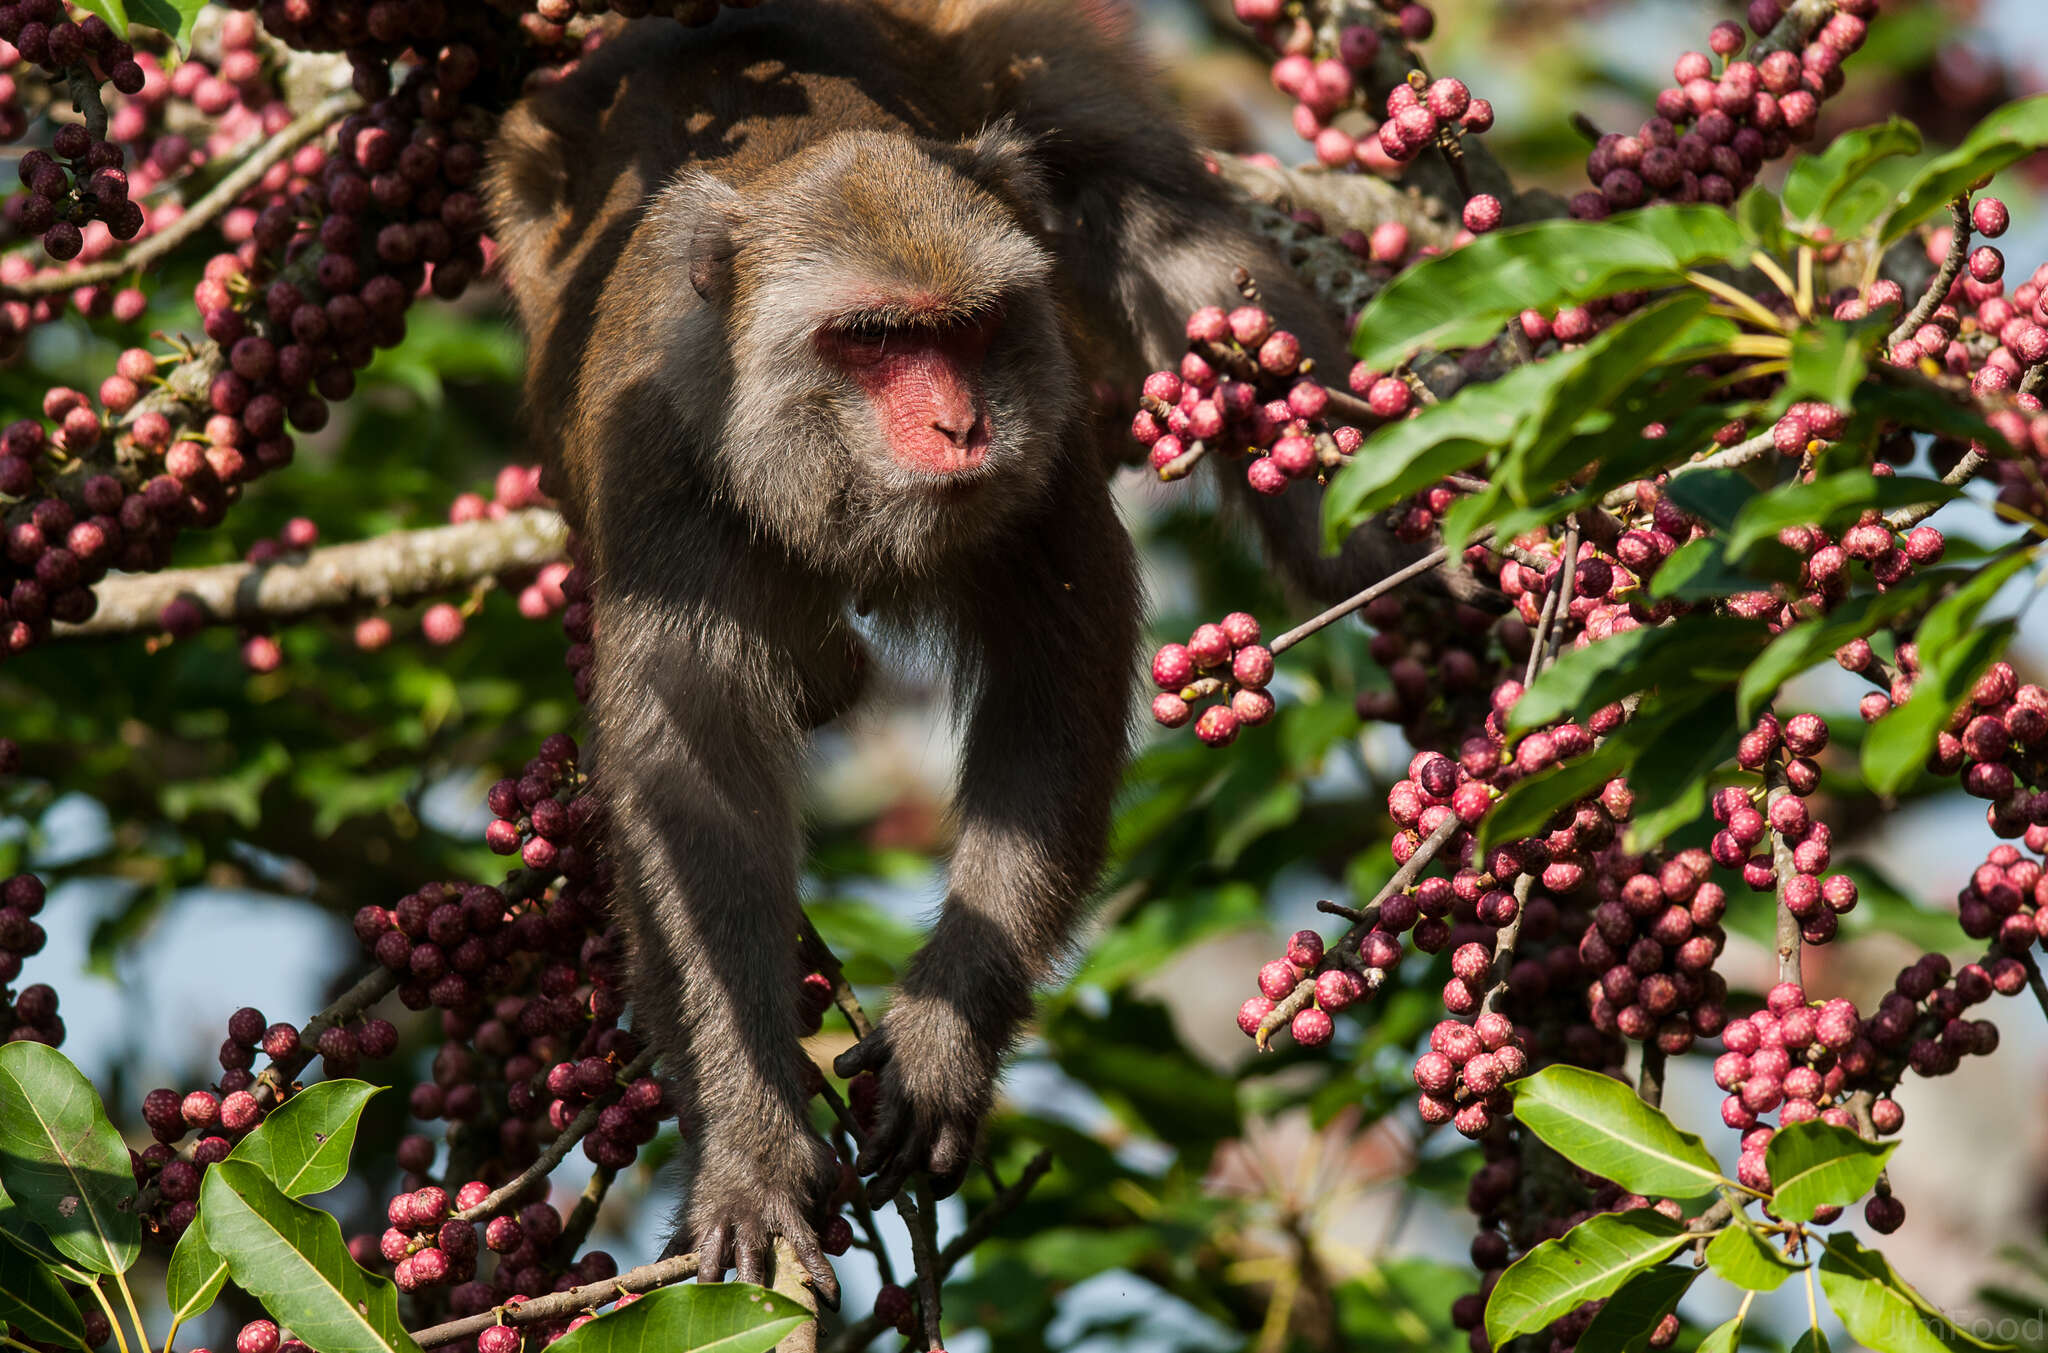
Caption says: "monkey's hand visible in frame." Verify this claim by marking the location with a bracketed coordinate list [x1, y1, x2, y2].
[832, 994, 997, 1207]
[682, 1124, 842, 1310]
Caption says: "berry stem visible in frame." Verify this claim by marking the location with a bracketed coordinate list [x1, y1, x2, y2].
[552, 1164, 615, 1266]
[1637, 1044, 1666, 1109]
[63, 66, 106, 142]
[1883, 445, 1992, 532]
[1475, 875, 1532, 1018]
[1887, 197, 1971, 353]
[251, 964, 399, 1108]
[1765, 765, 1804, 989]
[453, 1049, 655, 1224]
[799, 914, 875, 1039]
[1271, 537, 1492, 657]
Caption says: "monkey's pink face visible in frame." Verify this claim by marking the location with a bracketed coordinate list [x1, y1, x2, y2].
[816, 309, 1001, 478]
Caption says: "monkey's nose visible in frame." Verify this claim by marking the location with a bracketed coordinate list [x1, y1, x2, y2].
[931, 408, 984, 448]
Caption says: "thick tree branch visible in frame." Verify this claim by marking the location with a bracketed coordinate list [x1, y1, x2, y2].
[409, 1254, 703, 1348]
[56, 508, 569, 639]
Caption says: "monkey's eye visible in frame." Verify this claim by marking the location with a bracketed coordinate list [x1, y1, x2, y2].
[841, 319, 893, 347]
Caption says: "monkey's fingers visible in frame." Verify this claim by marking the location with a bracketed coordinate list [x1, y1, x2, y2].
[852, 1098, 908, 1178]
[832, 1037, 890, 1081]
[786, 1228, 841, 1311]
[925, 1122, 973, 1199]
[697, 1223, 732, 1284]
[733, 1230, 767, 1288]
[864, 1151, 918, 1209]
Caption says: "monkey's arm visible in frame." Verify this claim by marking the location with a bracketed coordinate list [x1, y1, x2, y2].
[591, 565, 842, 1305]
[834, 477, 1139, 1203]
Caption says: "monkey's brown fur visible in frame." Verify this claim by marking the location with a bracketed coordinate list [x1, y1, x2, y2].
[487, 0, 1405, 1302]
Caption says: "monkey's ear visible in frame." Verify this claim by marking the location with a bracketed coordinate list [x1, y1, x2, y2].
[940, 119, 1053, 228]
[662, 169, 745, 306]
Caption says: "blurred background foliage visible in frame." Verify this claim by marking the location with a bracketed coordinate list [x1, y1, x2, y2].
[4, 1, 2047, 1350]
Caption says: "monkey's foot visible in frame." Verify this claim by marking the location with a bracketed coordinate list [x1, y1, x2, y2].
[832, 1003, 992, 1207]
[682, 1133, 841, 1310]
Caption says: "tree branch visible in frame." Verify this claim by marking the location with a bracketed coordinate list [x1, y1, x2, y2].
[56, 508, 569, 639]
[409, 1254, 702, 1348]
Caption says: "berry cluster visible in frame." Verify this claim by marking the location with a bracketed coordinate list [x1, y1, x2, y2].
[1234, 926, 1390, 1049]
[1411, 1011, 1527, 1138]
[0, 869, 47, 992]
[1573, 3, 1871, 219]
[1150, 610, 1274, 744]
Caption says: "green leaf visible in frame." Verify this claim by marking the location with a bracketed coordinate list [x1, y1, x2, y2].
[1863, 549, 2035, 792]
[1623, 690, 1745, 851]
[1794, 1329, 1833, 1353]
[1509, 616, 1764, 734]
[1784, 119, 1924, 230]
[229, 1080, 382, 1198]
[0, 1181, 91, 1282]
[123, 0, 206, 48]
[1883, 95, 2048, 245]
[1483, 1210, 1689, 1346]
[1766, 1121, 1897, 1222]
[1474, 737, 1629, 856]
[1350, 206, 1748, 368]
[544, 1282, 809, 1353]
[1705, 1218, 1804, 1292]
[1321, 359, 1559, 546]
[0, 1042, 139, 1275]
[1699, 1316, 1746, 1353]
[1735, 184, 1787, 252]
[199, 1160, 422, 1353]
[1509, 1066, 1728, 1198]
[1723, 472, 1957, 559]
[172, 1079, 384, 1327]
[1786, 317, 1885, 409]
[1575, 1262, 1697, 1353]
[0, 1236, 86, 1350]
[68, 0, 126, 32]
[1662, 468, 1758, 533]
[1820, 1235, 2011, 1353]
[1499, 295, 1715, 502]
[165, 1215, 229, 1333]
[1737, 575, 1949, 721]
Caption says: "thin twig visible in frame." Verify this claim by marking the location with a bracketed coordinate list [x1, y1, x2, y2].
[553, 1164, 616, 1265]
[1883, 446, 1987, 531]
[454, 1050, 657, 1223]
[1637, 1045, 1667, 1109]
[1476, 874, 1532, 1018]
[3, 91, 363, 298]
[1271, 536, 1494, 656]
[409, 1254, 702, 1348]
[820, 1153, 1054, 1353]
[898, 1189, 946, 1351]
[251, 965, 398, 1108]
[798, 913, 874, 1040]
[1765, 766, 1804, 989]
[1887, 197, 1970, 353]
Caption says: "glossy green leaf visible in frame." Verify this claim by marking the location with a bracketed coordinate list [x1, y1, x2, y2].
[229, 1080, 382, 1198]
[1737, 575, 1949, 721]
[1484, 1210, 1688, 1346]
[66, 0, 124, 33]
[199, 1160, 421, 1353]
[0, 1180, 91, 1282]
[1767, 1121, 1897, 1222]
[1794, 1329, 1833, 1353]
[172, 1080, 384, 1327]
[1474, 736, 1631, 856]
[165, 1214, 229, 1332]
[544, 1282, 809, 1353]
[1784, 119, 1923, 230]
[1662, 468, 1758, 533]
[1350, 206, 1748, 369]
[1723, 471, 1957, 558]
[1322, 359, 1560, 547]
[1735, 185, 1789, 255]
[1786, 317, 1885, 409]
[1883, 95, 2048, 245]
[1863, 549, 2036, 793]
[1699, 1316, 1746, 1353]
[1575, 1262, 1697, 1353]
[1499, 295, 1714, 502]
[124, 0, 206, 47]
[1820, 1235, 2008, 1353]
[0, 1042, 139, 1275]
[1623, 690, 1745, 851]
[1509, 616, 1765, 734]
[1705, 1218, 1803, 1291]
[0, 1236, 86, 1350]
[1509, 1066, 1728, 1198]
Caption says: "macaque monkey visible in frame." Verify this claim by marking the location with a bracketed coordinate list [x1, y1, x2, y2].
[487, 0, 1406, 1301]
